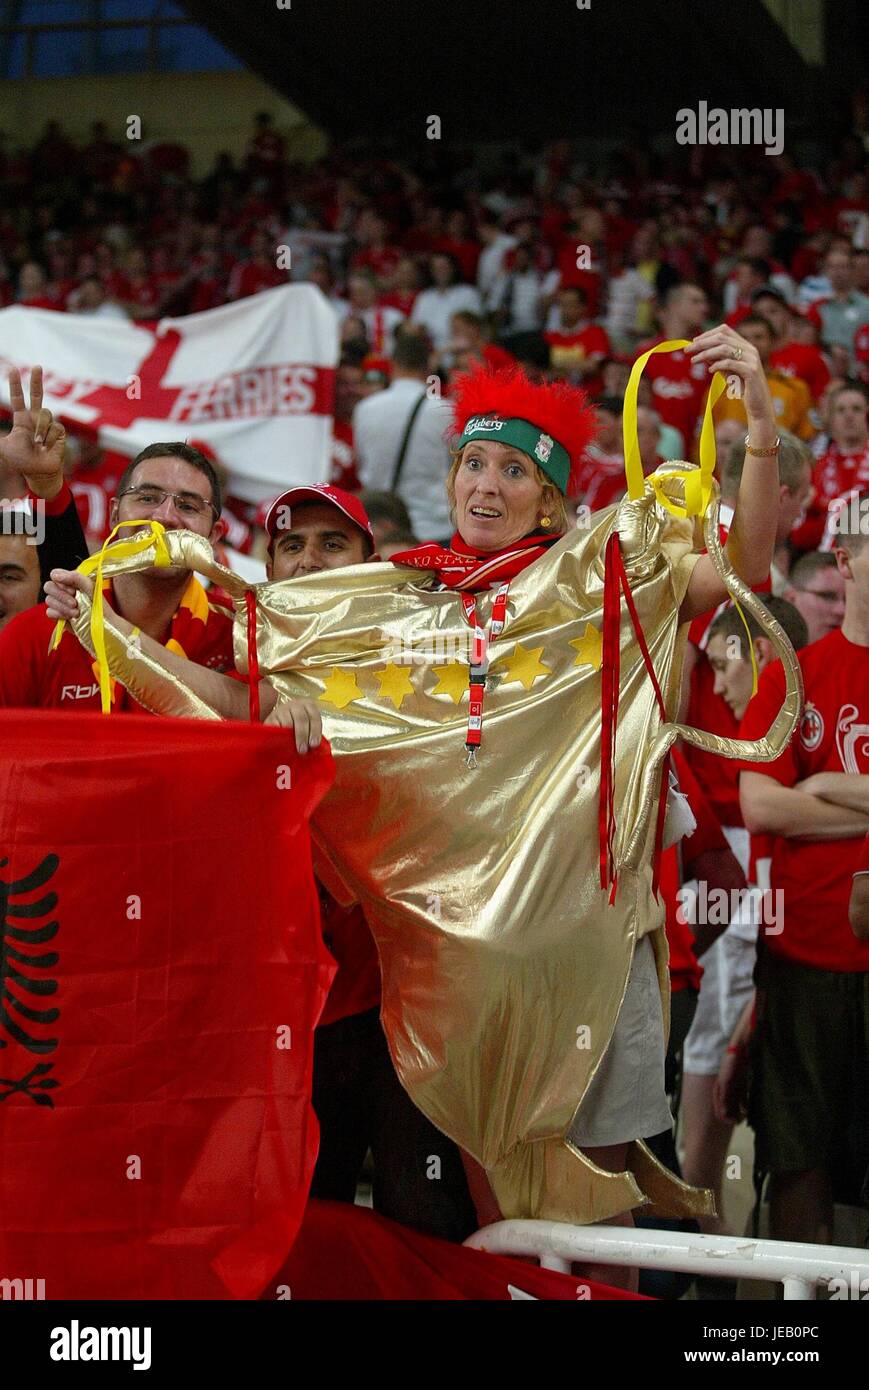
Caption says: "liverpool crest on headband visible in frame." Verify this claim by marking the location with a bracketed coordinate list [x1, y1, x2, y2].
[534, 432, 554, 464]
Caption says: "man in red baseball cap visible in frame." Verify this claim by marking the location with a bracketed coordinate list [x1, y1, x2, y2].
[259, 483, 479, 1240]
[263, 483, 377, 580]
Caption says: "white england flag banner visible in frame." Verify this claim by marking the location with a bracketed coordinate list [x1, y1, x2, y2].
[0, 284, 338, 504]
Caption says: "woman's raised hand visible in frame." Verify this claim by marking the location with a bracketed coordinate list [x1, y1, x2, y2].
[686, 324, 775, 426]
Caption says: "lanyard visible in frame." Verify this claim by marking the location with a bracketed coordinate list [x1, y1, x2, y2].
[460, 581, 509, 767]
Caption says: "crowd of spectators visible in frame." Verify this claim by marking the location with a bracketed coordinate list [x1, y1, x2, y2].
[1, 113, 868, 1288]
[1, 113, 867, 549]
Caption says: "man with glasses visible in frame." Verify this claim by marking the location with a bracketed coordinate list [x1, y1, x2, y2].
[0, 367, 234, 708]
[784, 550, 847, 644]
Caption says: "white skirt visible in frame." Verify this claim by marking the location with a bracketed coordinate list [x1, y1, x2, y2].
[567, 933, 673, 1148]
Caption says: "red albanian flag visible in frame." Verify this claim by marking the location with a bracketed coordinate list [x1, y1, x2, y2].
[0, 711, 335, 1300]
[274, 1201, 649, 1301]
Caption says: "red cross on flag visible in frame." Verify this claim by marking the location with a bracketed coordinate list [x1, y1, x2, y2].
[0, 285, 338, 504]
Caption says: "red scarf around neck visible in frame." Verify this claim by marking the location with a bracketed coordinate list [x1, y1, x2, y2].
[389, 530, 561, 592]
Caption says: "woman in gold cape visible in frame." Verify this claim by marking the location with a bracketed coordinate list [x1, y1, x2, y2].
[46, 329, 802, 1231]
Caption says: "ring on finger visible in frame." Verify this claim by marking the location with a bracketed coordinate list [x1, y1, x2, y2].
[733, 345, 743, 360]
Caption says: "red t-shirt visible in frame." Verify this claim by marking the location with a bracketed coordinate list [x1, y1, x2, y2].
[0, 585, 234, 711]
[634, 337, 709, 448]
[69, 449, 128, 542]
[189, 276, 225, 314]
[769, 343, 830, 403]
[738, 629, 869, 972]
[791, 441, 869, 552]
[725, 303, 753, 329]
[544, 324, 611, 395]
[227, 260, 287, 301]
[317, 888, 382, 1027]
[853, 832, 869, 878]
[573, 448, 627, 511]
[553, 244, 601, 315]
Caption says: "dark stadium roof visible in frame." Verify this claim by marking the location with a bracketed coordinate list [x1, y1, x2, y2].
[181, 0, 863, 148]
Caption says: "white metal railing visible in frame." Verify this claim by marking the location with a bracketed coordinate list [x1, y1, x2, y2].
[465, 1221, 869, 1299]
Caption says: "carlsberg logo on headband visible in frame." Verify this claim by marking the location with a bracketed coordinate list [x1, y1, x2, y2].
[458, 415, 570, 493]
[465, 416, 506, 432]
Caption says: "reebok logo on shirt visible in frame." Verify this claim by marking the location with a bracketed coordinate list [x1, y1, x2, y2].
[61, 684, 100, 701]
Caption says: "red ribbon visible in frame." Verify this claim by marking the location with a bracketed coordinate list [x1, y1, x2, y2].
[245, 590, 260, 724]
[599, 533, 671, 903]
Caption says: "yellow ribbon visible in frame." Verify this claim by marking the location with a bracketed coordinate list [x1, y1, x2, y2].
[50, 520, 172, 714]
[622, 340, 757, 694]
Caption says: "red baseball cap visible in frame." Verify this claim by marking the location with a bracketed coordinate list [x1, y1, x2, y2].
[263, 484, 375, 552]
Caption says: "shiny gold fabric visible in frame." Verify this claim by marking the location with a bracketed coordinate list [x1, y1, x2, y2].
[70, 467, 802, 1225]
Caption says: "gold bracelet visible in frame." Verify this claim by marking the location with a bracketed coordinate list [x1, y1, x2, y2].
[744, 435, 780, 457]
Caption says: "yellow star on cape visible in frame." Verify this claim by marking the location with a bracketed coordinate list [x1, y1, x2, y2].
[498, 643, 550, 690]
[570, 623, 602, 671]
[319, 666, 362, 709]
[431, 663, 468, 704]
[376, 662, 415, 709]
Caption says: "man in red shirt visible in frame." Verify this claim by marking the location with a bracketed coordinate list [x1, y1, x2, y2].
[257, 484, 479, 1239]
[754, 289, 831, 404]
[227, 229, 289, 301]
[681, 430, 813, 828]
[681, 595, 808, 1235]
[66, 438, 128, 547]
[634, 282, 710, 455]
[350, 210, 403, 287]
[437, 309, 514, 388]
[544, 285, 611, 393]
[724, 257, 771, 328]
[783, 550, 846, 643]
[739, 492, 869, 1244]
[791, 383, 869, 552]
[573, 396, 627, 511]
[0, 369, 233, 708]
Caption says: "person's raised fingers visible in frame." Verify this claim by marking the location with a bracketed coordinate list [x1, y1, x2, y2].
[29, 364, 44, 415]
[8, 367, 26, 416]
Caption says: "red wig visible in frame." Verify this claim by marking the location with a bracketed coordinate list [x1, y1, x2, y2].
[450, 363, 598, 492]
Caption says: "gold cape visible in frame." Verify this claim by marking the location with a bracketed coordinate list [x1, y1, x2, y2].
[69, 467, 802, 1225]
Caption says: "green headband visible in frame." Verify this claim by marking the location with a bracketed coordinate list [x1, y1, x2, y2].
[457, 416, 570, 494]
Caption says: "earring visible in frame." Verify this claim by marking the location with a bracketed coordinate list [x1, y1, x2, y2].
[540, 515, 552, 528]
